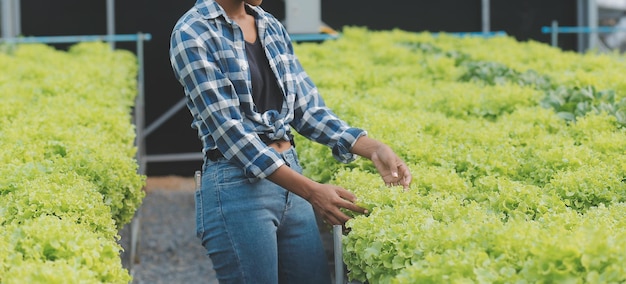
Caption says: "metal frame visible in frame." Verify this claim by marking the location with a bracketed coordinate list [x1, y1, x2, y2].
[1, 0, 117, 48]
[560, 0, 626, 51]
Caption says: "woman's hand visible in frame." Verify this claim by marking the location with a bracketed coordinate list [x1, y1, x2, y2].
[370, 144, 412, 189]
[306, 183, 367, 226]
[351, 136, 412, 189]
[267, 164, 367, 226]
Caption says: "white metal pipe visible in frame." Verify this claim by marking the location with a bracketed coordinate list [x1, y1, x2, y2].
[482, 0, 490, 34]
[145, 153, 204, 163]
[577, 0, 586, 51]
[333, 225, 344, 284]
[136, 33, 147, 175]
[1, 0, 14, 38]
[130, 32, 148, 275]
[588, 0, 599, 49]
[551, 20, 559, 47]
[107, 0, 115, 49]
[13, 0, 19, 36]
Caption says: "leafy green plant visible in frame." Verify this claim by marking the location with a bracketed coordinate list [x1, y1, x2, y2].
[294, 27, 626, 283]
[0, 42, 144, 283]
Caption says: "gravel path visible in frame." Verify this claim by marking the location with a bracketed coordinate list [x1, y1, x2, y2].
[119, 187, 218, 284]
[118, 177, 344, 284]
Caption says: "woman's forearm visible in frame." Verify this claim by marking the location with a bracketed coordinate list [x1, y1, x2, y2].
[267, 164, 365, 225]
[350, 135, 386, 160]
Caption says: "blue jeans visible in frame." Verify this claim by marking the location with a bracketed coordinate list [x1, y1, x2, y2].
[196, 147, 331, 284]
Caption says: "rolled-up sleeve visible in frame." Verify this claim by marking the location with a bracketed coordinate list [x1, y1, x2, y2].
[332, 127, 367, 163]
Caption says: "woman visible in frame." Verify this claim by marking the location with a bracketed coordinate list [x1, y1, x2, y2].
[169, 0, 412, 283]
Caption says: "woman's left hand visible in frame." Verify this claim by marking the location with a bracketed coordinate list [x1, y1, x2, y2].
[370, 144, 412, 189]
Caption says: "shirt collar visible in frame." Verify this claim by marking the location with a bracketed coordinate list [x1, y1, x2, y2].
[194, 0, 262, 21]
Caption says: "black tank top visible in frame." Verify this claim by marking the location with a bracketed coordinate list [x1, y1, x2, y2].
[245, 37, 283, 113]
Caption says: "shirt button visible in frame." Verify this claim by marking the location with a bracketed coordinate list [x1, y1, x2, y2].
[241, 64, 248, 71]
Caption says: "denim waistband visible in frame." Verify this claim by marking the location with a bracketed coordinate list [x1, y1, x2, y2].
[207, 134, 295, 162]
[203, 146, 300, 184]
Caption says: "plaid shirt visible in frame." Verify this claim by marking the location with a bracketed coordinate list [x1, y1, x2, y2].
[169, 0, 366, 180]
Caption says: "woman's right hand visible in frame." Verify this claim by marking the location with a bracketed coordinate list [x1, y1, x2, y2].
[268, 164, 366, 226]
[306, 182, 367, 226]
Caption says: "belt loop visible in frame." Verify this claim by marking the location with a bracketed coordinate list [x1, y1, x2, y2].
[281, 150, 291, 167]
[287, 131, 296, 147]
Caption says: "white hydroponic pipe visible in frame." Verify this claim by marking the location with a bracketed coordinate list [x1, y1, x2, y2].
[107, 0, 115, 49]
[482, 0, 490, 34]
[333, 225, 344, 284]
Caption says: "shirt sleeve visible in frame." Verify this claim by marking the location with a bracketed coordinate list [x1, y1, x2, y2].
[170, 23, 284, 180]
[278, 29, 367, 163]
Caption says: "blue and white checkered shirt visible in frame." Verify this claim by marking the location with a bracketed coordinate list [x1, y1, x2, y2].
[169, 0, 366, 180]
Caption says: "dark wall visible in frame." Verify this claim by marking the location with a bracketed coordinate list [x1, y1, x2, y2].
[491, 0, 577, 46]
[20, 0, 576, 176]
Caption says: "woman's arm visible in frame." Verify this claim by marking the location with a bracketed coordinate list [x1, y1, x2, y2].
[267, 135, 412, 226]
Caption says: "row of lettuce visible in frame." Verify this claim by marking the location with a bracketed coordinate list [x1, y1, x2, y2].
[0, 43, 145, 283]
[293, 28, 626, 283]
